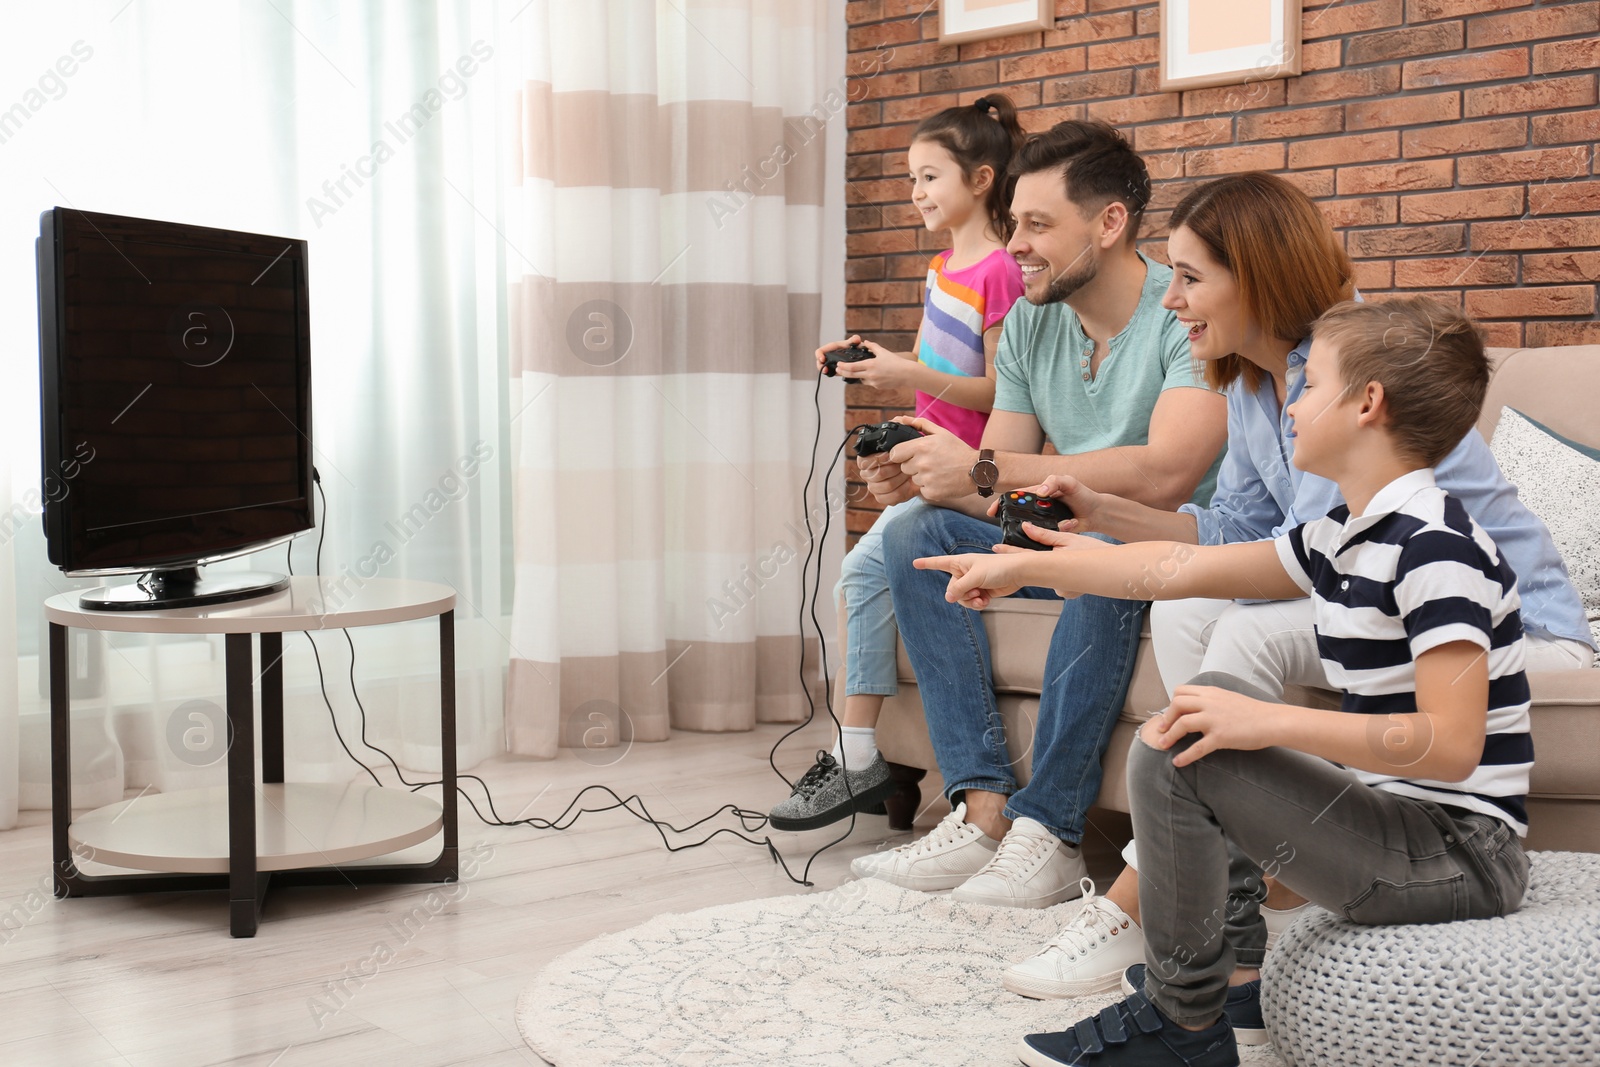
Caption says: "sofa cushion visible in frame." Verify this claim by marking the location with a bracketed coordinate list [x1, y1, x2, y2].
[1489, 406, 1600, 651]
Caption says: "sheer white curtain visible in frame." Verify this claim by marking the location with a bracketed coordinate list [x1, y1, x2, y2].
[1, 1, 513, 819]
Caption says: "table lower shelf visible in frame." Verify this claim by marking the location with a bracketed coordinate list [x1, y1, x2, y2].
[68, 783, 444, 874]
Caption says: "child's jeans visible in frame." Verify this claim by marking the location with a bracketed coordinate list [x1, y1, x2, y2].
[836, 498, 925, 697]
[1128, 671, 1531, 1030]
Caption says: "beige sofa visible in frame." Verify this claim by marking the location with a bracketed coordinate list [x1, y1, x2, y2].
[862, 344, 1600, 853]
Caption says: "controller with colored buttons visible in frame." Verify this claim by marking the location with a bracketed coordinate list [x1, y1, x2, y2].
[998, 490, 1073, 550]
[853, 421, 925, 457]
[823, 344, 874, 383]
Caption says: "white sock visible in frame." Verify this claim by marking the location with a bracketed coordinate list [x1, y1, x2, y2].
[832, 726, 879, 770]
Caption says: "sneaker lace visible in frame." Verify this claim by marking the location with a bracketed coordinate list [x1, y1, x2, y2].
[891, 808, 970, 857]
[974, 826, 1050, 880]
[1042, 880, 1130, 958]
[790, 752, 839, 799]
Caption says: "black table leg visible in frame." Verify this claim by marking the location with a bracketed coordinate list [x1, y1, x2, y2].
[49, 623, 74, 898]
[226, 632, 263, 937]
[260, 631, 284, 785]
[439, 610, 458, 879]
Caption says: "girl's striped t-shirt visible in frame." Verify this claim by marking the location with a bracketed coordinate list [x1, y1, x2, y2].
[915, 248, 1024, 448]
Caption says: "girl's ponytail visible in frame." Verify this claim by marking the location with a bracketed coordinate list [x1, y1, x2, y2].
[913, 92, 1027, 241]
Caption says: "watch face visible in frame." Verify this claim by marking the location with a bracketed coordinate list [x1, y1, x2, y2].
[972, 460, 998, 487]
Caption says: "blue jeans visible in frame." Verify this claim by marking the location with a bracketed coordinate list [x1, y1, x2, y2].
[883, 503, 1146, 845]
[836, 498, 925, 697]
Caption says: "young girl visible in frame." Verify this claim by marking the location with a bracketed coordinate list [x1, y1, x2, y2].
[769, 95, 1026, 831]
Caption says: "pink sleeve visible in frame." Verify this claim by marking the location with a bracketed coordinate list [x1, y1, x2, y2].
[975, 253, 1025, 333]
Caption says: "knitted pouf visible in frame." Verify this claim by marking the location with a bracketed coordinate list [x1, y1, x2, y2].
[1260, 851, 1600, 1067]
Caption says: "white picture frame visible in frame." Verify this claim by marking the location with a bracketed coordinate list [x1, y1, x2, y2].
[1159, 0, 1302, 92]
[939, 0, 1054, 45]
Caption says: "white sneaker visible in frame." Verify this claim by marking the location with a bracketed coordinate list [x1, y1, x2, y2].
[849, 802, 999, 891]
[1263, 901, 1312, 950]
[1003, 878, 1146, 999]
[950, 817, 1088, 908]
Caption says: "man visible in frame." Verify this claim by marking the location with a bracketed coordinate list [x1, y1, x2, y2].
[851, 121, 1227, 908]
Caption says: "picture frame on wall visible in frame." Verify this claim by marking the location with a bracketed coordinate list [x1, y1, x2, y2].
[939, 0, 1054, 45]
[1158, 0, 1302, 92]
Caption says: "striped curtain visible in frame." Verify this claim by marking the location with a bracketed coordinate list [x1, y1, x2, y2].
[504, 0, 841, 757]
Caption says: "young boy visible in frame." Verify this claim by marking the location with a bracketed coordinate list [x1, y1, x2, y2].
[917, 296, 1532, 1067]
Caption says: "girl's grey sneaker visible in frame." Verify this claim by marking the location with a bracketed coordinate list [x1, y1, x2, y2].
[768, 751, 894, 831]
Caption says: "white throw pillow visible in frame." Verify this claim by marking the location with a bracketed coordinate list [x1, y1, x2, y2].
[1488, 407, 1600, 656]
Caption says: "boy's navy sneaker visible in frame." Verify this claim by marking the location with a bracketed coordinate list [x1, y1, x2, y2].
[1121, 964, 1267, 1047]
[1017, 987, 1237, 1067]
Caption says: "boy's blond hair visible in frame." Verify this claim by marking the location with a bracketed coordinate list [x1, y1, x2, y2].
[1311, 297, 1489, 466]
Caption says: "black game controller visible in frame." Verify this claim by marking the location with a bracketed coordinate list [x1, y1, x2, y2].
[853, 421, 925, 457]
[823, 344, 874, 383]
[998, 490, 1073, 550]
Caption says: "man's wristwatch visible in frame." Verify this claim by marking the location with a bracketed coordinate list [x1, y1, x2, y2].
[969, 449, 999, 498]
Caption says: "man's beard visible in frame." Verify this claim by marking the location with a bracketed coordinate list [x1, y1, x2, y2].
[1026, 252, 1097, 306]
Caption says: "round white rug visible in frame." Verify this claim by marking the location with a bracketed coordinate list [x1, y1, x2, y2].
[517, 878, 1289, 1066]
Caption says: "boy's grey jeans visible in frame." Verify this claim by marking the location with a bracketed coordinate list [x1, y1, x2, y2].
[1128, 672, 1531, 1029]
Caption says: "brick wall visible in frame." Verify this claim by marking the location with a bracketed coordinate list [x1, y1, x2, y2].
[842, 0, 1600, 540]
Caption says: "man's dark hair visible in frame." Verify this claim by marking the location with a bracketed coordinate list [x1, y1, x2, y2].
[1010, 120, 1150, 242]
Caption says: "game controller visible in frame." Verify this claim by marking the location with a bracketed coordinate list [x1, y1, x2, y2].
[998, 490, 1073, 550]
[823, 344, 874, 383]
[853, 421, 924, 457]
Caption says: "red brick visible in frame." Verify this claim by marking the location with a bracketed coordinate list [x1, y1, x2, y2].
[1458, 146, 1590, 186]
[1346, 91, 1459, 130]
[1320, 196, 1399, 229]
[1465, 74, 1597, 117]
[1022, 103, 1089, 128]
[885, 0, 942, 15]
[1303, 0, 1403, 39]
[1135, 6, 1159, 33]
[845, 379, 913, 408]
[1044, 11, 1136, 45]
[1400, 186, 1525, 222]
[1183, 143, 1287, 176]
[845, 306, 881, 332]
[1526, 321, 1600, 347]
[1404, 48, 1530, 90]
[849, 19, 924, 51]
[882, 95, 949, 123]
[1402, 117, 1527, 158]
[1135, 118, 1234, 152]
[1347, 21, 1464, 63]
[847, 175, 909, 203]
[1143, 210, 1172, 239]
[876, 41, 961, 69]
[1300, 40, 1345, 71]
[1347, 224, 1466, 257]
[1352, 259, 1394, 291]
[1523, 251, 1600, 284]
[1277, 169, 1337, 198]
[1143, 152, 1186, 181]
[1365, 288, 1464, 306]
[1466, 285, 1596, 319]
[882, 306, 922, 330]
[1393, 255, 1517, 287]
[846, 0, 883, 25]
[1238, 105, 1344, 141]
[1287, 65, 1403, 105]
[1148, 179, 1202, 211]
[1336, 159, 1455, 195]
[1532, 110, 1600, 145]
[1468, 4, 1600, 47]
[999, 48, 1087, 81]
[1471, 216, 1600, 249]
[1408, 0, 1532, 21]
[959, 32, 1043, 60]
[1045, 69, 1134, 102]
[1182, 80, 1285, 117]
[885, 253, 925, 279]
[846, 256, 886, 281]
[1087, 94, 1182, 124]
[959, 84, 1042, 109]
[1289, 131, 1399, 170]
[923, 63, 1000, 93]
[1535, 36, 1600, 74]
[1088, 37, 1159, 68]
[1529, 179, 1600, 215]
[851, 70, 922, 100]
[846, 281, 921, 305]
[1478, 321, 1523, 348]
[1139, 239, 1170, 264]
[848, 229, 919, 256]
[1053, 0, 1088, 16]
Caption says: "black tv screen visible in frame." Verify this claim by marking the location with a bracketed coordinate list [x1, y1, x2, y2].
[37, 207, 314, 581]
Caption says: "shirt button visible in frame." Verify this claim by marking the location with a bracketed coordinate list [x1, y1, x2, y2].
[1341, 580, 1349, 590]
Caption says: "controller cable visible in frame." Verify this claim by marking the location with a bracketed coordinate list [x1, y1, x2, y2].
[288, 443, 861, 883]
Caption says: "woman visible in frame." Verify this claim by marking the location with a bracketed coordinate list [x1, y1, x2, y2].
[997, 172, 1595, 1034]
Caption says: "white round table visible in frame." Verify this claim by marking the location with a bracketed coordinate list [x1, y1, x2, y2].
[46, 576, 459, 937]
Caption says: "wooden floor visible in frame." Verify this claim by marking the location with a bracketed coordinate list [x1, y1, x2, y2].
[0, 719, 1130, 1066]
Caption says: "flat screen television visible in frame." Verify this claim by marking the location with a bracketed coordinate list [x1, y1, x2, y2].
[37, 207, 314, 610]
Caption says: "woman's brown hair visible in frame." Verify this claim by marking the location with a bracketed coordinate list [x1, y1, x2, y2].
[1168, 173, 1354, 392]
